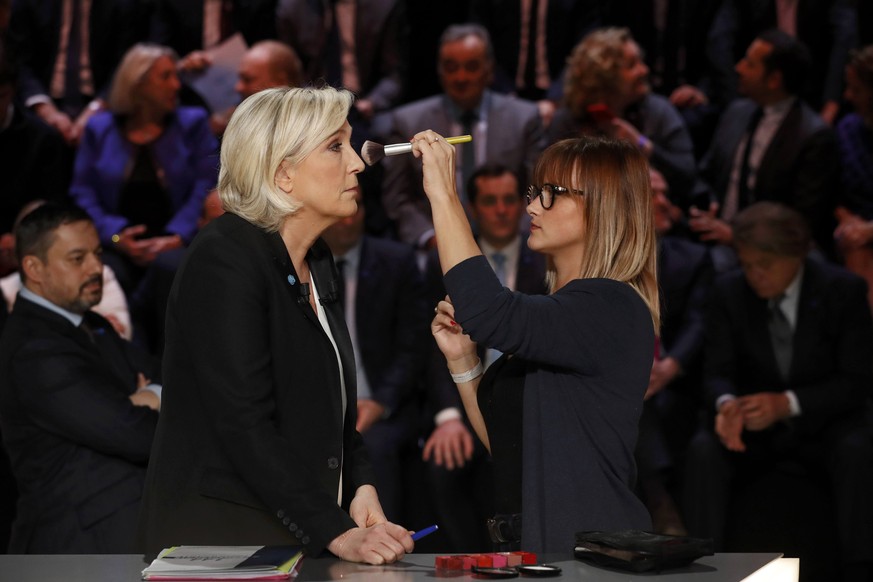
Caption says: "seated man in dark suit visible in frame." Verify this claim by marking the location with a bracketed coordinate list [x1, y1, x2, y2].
[422, 164, 547, 551]
[683, 202, 873, 581]
[688, 30, 839, 266]
[636, 167, 713, 535]
[0, 203, 160, 553]
[321, 191, 430, 523]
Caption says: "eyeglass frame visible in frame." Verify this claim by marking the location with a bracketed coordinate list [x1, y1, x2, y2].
[525, 183, 584, 210]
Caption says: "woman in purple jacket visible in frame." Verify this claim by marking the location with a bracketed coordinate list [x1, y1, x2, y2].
[70, 43, 218, 347]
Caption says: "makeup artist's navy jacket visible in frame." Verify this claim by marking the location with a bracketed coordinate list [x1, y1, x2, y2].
[445, 256, 652, 553]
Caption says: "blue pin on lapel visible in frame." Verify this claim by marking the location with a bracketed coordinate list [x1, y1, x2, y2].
[287, 274, 296, 285]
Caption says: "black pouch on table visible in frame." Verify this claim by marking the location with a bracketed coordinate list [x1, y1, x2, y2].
[574, 529, 714, 573]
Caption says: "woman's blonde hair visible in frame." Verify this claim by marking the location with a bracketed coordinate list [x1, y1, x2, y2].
[218, 86, 354, 232]
[108, 43, 177, 115]
[563, 27, 633, 119]
[534, 137, 660, 332]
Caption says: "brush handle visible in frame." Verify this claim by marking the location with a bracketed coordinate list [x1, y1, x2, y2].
[383, 135, 472, 157]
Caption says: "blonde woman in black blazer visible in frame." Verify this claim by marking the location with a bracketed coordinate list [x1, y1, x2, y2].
[139, 87, 414, 564]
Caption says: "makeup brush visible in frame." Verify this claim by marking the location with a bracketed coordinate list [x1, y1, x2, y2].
[360, 135, 472, 166]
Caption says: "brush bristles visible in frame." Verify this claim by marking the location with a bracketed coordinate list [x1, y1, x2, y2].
[361, 140, 385, 166]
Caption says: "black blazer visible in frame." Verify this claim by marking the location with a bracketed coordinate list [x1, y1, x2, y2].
[353, 236, 429, 414]
[0, 296, 159, 553]
[705, 259, 873, 436]
[697, 98, 839, 252]
[139, 213, 373, 556]
[8, 0, 150, 103]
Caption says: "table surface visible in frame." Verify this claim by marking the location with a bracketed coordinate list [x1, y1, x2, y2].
[0, 552, 784, 582]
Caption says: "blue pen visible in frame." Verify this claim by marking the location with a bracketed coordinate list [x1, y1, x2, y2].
[411, 524, 439, 541]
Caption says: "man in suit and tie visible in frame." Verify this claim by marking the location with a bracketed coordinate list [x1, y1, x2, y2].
[683, 202, 873, 580]
[688, 29, 839, 264]
[636, 167, 713, 535]
[422, 164, 547, 551]
[321, 191, 430, 523]
[381, 24, 546, 250]
[0, 203, 160, 553]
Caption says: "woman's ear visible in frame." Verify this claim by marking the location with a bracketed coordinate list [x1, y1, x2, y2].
[274, 159, 295, 194]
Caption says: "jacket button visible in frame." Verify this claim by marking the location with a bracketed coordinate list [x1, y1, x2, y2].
[277, 509, 285, 519]
[327, 457, 339, 469]
[282, 517, 290, 526]
[288, 523, 298, 532]
[302, 536, 310, 545]
[295, 530, 304, 539]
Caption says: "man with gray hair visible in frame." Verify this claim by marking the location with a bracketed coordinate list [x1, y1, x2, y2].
[684, 201, 873, 580]
[381, 23, 545, 249]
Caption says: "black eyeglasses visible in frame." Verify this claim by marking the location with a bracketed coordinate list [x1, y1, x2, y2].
[525, 184, 584, 210]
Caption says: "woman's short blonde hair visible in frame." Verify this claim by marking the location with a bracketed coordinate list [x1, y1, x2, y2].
[534, 137, 660, 331]
[218, 86, 354, 231]
[108, 43, 177, 115]
[563, 27, 633, 119]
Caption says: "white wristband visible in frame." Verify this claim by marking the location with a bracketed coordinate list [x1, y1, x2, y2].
[450, 360, 484, 384]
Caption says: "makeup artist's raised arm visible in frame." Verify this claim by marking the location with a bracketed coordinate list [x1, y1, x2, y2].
[411, 130, 481, 274]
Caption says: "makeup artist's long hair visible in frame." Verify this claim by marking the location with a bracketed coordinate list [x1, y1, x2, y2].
[534, 137, 660, 332]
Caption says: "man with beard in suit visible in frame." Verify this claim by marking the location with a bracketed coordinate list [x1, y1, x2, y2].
[0, 203, 159, 553]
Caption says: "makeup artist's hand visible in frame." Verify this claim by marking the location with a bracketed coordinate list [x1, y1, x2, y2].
[431, 297, 477, 364]
[349, 484, 387, 528]
[411, 130, 457, 206]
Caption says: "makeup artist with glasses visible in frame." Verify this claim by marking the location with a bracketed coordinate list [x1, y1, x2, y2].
[417, 132, 659, 553]
[139, 87, 414, 564]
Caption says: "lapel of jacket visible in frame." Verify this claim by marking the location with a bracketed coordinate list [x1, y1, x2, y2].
[742, 282, 784, 386]
[755, 99, 802, 198]
[790, 260, 821, 382]
[261, 228, 320, 327]
[17, 295, 92, 350]
[435, 95, 457, 135]
[485, 92, 502, 161]
[14, 296, 134, 390]
[310, 238, 358, 406]
[82, 310, 138, 393]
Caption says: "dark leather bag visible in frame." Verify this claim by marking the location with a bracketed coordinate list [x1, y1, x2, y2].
[574, 530, 714, 573]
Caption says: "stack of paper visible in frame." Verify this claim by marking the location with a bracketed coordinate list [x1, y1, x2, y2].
[142, 546, 303, 580]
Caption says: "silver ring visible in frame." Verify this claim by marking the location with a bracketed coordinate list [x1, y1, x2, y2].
[434, 306, 438, 314]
